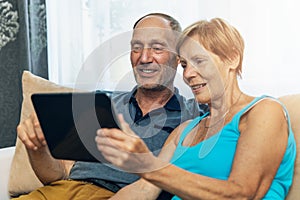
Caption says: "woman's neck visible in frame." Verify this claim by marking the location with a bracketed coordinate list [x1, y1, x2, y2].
[208, 78, 242, 119]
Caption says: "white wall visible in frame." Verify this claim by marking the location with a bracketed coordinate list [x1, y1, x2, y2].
[46, 0, 300, 97]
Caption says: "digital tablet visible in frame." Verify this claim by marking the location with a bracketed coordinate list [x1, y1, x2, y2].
[31, 92, 120, 162]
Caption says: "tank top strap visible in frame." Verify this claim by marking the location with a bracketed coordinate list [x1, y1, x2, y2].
[232, 95, 292, 130]
[178, 112, 210, 146]
[237, 95, 270, 116]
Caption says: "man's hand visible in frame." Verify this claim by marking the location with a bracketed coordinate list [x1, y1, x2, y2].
[17, 113, 47, 151]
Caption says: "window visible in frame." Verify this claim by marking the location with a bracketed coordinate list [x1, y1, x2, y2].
[46, 0, 300, 97]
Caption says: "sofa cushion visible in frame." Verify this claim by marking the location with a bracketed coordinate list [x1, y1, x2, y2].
[8, 71, 75, 196]
[0, 147, 15, 200]
[279, 94, 300, 200]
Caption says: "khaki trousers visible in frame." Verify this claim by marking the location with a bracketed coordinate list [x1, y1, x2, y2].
[12, 179, 115, 200]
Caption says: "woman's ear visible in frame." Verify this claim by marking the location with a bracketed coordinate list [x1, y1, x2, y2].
[228, 54, 240, 70]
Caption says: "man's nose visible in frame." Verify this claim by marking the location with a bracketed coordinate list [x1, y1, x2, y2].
[140, 48, 153, 63]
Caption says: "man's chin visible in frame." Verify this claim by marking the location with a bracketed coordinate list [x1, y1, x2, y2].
[138, 84, 166, 91]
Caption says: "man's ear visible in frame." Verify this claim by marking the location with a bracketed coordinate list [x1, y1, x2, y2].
[176, 55, 181, 65]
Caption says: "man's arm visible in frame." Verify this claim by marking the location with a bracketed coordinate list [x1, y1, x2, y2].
[17, 113, 73, 184]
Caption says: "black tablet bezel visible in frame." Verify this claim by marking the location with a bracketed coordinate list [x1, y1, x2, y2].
[31, 92, 120, 162]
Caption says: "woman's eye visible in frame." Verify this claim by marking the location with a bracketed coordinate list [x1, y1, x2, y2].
[195, 59, 203, 65]
[180, 61, 187, 68]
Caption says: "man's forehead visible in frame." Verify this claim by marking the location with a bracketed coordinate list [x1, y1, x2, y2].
[131, 27, 178, 45]
[134, 15, 171, 30]
[132, 27, 172, 38]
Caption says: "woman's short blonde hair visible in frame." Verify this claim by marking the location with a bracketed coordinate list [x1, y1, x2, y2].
[177, 18, 245, 77]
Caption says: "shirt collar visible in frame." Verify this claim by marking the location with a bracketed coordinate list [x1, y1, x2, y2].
[124, 86, 182, 111]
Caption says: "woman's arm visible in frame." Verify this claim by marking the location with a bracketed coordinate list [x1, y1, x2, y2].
[96, 114, 187, 173]
[98, 100, 288, 199]
[139, 100, 289, 199]
[99, 116, 189, 199]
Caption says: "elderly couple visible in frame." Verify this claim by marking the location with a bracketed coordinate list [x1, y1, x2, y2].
[15, 13, 295, 200]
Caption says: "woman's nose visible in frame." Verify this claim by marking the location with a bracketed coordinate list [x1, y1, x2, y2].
[183, 64, 197, 79]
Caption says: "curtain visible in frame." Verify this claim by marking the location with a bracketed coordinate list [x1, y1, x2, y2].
[0, 0, 48, 148]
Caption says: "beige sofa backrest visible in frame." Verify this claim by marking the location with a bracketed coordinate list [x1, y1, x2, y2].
[280, 94, 300, 200]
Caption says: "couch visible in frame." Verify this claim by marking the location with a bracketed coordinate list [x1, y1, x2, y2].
[0, 146, 15, 200]
[1, 71, 299, 200]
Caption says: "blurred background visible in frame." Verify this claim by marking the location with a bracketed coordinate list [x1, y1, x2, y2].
[1, 0, 300, 147]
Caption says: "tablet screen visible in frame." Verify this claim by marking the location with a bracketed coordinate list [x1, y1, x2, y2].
[31, 92, 119, 162]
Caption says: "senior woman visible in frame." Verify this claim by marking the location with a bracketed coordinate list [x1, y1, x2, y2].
[96, 18, 296, 200]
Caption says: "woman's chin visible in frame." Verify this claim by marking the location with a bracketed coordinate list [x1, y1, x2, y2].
[194, 94, 211, 104]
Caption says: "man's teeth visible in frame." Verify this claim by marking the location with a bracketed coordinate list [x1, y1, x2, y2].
[141, 69, 156, 73]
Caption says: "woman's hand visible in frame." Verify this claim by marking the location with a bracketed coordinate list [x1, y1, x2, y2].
[95, 114, 164, 173]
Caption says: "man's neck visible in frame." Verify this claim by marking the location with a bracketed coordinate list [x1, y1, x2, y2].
[135, 86, 175, 116]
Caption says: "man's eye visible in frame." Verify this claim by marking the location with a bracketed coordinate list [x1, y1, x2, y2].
[153, 47, 163, 51]
[152, 44, 164, 53]
[132, 45, 143, 53]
